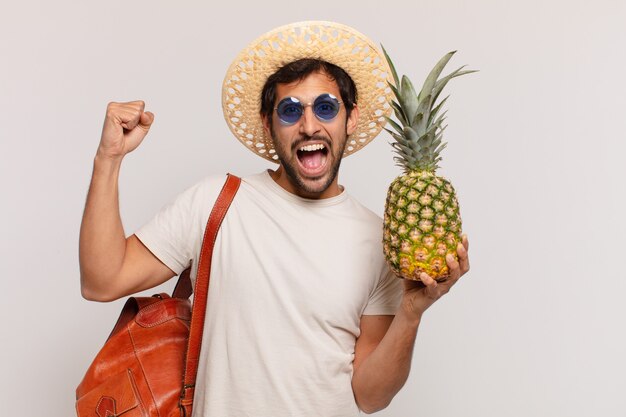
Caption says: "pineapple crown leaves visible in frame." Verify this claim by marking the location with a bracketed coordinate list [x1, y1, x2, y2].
[381, 45, 477, 173]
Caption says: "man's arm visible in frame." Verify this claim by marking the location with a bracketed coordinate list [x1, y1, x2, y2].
[79, 101, 175, 302]
[351, 236, 470, 413]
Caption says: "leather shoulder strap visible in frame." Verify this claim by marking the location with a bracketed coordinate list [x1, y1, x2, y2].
[172, 267, 193, 299]
[180, 173, 241, 403]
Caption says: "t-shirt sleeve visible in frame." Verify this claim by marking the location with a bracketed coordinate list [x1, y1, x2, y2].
[134, 176, 224, 275]
[362, 266, 403, 316]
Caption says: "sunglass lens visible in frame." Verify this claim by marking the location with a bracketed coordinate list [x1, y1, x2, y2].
[276, 97, 302, 124]
[313, 94, 340, 120]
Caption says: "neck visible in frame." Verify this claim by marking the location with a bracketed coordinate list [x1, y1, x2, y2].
[268, 167, 343, 199]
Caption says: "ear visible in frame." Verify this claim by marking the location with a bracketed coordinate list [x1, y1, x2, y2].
[261, 113, 272, 136]
[346, 104, 359, 136]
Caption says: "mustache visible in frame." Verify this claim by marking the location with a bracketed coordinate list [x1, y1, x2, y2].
[291, 135, 332, 152]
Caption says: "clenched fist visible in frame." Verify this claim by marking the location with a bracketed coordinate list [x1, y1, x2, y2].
[97, 100, 154, 160]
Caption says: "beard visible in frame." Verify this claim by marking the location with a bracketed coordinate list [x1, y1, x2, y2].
[270, 127, 348, 195]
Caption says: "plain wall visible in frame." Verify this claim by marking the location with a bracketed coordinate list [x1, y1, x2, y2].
[1, 0, 625, 415]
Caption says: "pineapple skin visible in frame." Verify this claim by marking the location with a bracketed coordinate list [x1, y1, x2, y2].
[383, 171, 461, 281]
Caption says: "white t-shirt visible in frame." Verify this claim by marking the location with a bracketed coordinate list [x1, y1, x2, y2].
[135, 170, 402, 417]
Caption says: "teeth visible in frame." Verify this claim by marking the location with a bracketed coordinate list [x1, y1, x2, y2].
[299, 143, 326, 152]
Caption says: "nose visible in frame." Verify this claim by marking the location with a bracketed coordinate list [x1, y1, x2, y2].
[298, 106, 322, 137]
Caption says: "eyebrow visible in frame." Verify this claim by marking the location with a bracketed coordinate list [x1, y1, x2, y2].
[277, 93, 337, 104]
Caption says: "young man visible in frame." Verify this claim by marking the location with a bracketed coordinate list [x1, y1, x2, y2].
[79, 21, 469, 416]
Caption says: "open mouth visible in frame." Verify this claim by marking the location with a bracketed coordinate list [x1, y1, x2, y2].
[296, 143, 329, 176]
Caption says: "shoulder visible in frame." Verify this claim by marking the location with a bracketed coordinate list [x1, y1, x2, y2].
[343, 194, 383, 230]
[142, 174, 232, 226]
[178, 171, 267, 215]
[183, 174, 230, 197]
[172, 174, 230, 208]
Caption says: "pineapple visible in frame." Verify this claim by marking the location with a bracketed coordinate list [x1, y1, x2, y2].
[381, 48, 475, 281]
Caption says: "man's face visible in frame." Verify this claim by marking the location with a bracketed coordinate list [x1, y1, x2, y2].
[262, 71, 358, 199]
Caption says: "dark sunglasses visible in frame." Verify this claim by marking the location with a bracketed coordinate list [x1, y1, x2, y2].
[275, 93, 343, 125]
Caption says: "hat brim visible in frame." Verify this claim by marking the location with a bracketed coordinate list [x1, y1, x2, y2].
[222, 21, 393, 163]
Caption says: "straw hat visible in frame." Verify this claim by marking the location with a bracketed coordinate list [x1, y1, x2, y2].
[222, 21, 393, 163]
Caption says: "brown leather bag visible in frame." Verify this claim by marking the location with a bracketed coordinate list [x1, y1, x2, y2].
[76, 174, 241, 417]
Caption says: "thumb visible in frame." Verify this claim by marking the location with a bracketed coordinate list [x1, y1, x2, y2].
[138, 111, 155, 130]
[123, 111, 155, 152]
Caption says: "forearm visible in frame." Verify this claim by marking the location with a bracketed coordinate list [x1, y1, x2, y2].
[79, 153, 127, 300]
[352, 310, 420, 413]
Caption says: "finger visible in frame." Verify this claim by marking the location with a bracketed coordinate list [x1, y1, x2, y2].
[134, 100, 145, 112]
[118, 109, 145, 131]
[462, 234, 469, 251]
[122, 100, 145, 112]
[103, 110, 136, 134]
[456, 242, 467, 258]
[120, 119, 139, 131]
[446, 253, 461, 280]
[106, 101, 143, 115]
[425, 272, 454, 299]
[420, 272, 438, 295]
[457, 242, 470, 274]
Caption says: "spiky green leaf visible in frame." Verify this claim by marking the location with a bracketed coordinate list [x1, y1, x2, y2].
[384, 116, 404, 136]
[400, 75, 419, 122]
[429, 96, 449, 125]
[389, 101, 408, 126]
[381, 44, 400, 90]
[424, 122, 441, 142]
[434, 142, 448, 154]
[432, 68, 478, 104]
[434, 126, 447, 143]
[414, 94, 432, 132]
[431, 137, 442, 151]
[411, 112, 424, 132]
[402, 126, 420, 144]
[433, 109, 448, 126]
[387, 81, 401, 102]
[391, 141, 416, 157]
[385, 129, 414, 150]
[418, 51, 456, 102]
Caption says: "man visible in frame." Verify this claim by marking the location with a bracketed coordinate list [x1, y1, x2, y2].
[79, 21, 469, 416]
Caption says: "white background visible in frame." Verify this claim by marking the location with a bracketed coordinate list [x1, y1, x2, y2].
[1, 1, 625, 416]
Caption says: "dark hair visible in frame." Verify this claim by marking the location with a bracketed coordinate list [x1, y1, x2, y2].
[260, 59, 357, 125]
